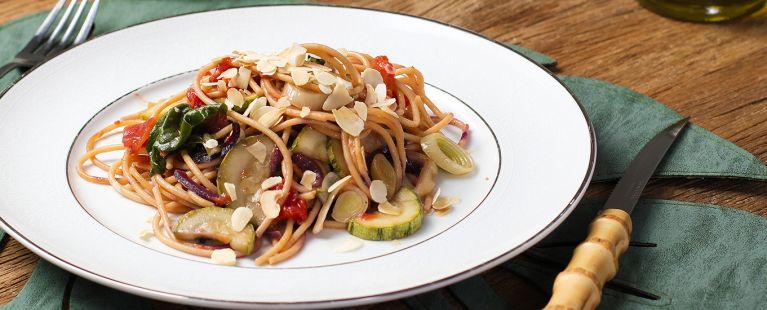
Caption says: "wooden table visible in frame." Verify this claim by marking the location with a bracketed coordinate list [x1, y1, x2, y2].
[1, 0, 766, 308]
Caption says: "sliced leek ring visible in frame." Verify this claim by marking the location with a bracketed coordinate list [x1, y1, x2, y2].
[331, 188, 369, 223]
[420, 133, 474, 175]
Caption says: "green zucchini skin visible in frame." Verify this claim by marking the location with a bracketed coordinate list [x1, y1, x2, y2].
[347, 187, 423, 241]
[290, 126, 328, 162]
[327, 138, 350, 177]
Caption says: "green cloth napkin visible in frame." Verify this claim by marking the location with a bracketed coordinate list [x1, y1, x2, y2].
[1, 1, 767, 309]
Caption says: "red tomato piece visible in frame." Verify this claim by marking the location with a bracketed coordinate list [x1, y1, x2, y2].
[208, 58, 235, 82]
[186, 87, 205, 108]
[122, 117, 157, 154]
[373, 56, 397, 97]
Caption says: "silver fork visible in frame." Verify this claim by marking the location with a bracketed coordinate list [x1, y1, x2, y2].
[0, 0, 100, 78]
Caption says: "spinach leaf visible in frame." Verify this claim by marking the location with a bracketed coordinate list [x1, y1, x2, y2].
[146, 103, 228, 175]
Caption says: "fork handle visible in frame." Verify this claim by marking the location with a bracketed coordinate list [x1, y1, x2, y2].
[544, 209, 632, 310]
[0, 63, 22, 79]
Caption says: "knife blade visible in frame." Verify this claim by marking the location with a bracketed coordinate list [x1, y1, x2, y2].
[544, 118, 689, 310]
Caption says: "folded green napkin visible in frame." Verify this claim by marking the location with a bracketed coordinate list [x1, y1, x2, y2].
[1, 2, 766, 309]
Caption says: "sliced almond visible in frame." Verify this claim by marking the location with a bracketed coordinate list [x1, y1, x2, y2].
[322, 82, 354, 111]
[256, 60, 277, 75]
[224, 182, 238, 201]
[328, 175, 352, 193]
[336, 77, 352, 89]
[435, 208, 451, 216]
[299, 106, 311, 118]
[283, 43, 307, 66]
[290, 68, 311, 86]
[378, 201, 402, 215]
[364, 84, 377, 106]
[219, 67, 238, 79]
[369, 180, 388, 203]
[210, 248, 237, 266]
[246, 141, 267, 163]
[260, 190, 282, 219]
[261, 176, 283, 190]
[225, 88, 245, 109]
[256, 106, 287, 128]
[432, 188, 441, 205]
[332, 237, 363, 253]
[375, 83, 387, 104]
[433, 196, 460, 210]
[316, 71, 337, 85]
[138, 229, 153, 241]
[379, 105, 400, 119]
[245, 97, 267, 118]
[230, 207, 253, 232]
[203, 138, 219, 149]
[217, 80, 227, 92]
[353, 101, 368, 121]
[274, 96, 291, 108]
[332, 107, 364, 136]
[361, 68, 383, 87]
[306, 62, 332, 72]
[300, 170, 317, 189]
[318, 84, 333, 95]
[236, 67, 251, 89]
[269, 57, 288, 68]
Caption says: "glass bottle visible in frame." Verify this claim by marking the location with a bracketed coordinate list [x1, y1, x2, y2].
[637, 0, 766, 22]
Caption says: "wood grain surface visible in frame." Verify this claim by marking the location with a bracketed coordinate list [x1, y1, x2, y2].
[0, 0, 765, 308]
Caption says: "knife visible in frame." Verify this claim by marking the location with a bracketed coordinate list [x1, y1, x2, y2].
[544, 118, 690, 310]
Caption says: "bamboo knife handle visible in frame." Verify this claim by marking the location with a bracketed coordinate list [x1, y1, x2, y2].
[544, 209, 632, 310]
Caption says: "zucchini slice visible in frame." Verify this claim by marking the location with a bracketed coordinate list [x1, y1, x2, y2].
[327, 138, 349, 177]
[217, 135, 275, 225]
[290, 126, 328, 162]
[173, 207, 256, 254]
[347, 187, 423, 241]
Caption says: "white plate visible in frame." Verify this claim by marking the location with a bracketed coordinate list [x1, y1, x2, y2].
[0, 5, 594, 309]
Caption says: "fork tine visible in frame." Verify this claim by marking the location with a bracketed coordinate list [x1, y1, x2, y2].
[34, 0, 67, 37]
[58, 0, 89, 46]
[44, 0, 76, 47]
[73, 0, 99, 45]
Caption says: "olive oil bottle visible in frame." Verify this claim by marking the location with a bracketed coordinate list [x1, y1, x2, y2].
[637, 0, 766, 22]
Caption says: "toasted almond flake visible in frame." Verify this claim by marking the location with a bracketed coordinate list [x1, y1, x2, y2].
[236, 67, 251, 89]
[316, 71, 337, 85]
[224, 182, 238, 201]
[225, 88, 245, 109]
[433, 196, 460, 210]
[251, 189, 263, 203]
[200, 81, 219, 87]
[337, 77, 352, 89]
[260, 190, 282, 219]
[284, 44, 307, 66]
[219, 67, 238, 79]
[375, 84, 387, 104]
[261, 176, 283, 190]
[364, 84, 377, 106]
[217, 80, 227, 92]
[432, 188, 442, 205]
[244, 97, 267, 118]
[369, 180, 388, 203]
[380, 105, 400, 119]
[138, 229, 153, 240]
[269, 58, 288, 67]
[274, 96, 291, 108]
[318, 84, 333, 94]
[378, 201, 402, 215]
[300, 171, 317, 188]
[230, 207, 253, 232]
[328, 175, 352, 193]
[203, 138, 219, 149]
[322, 82, 354, 111]
[258, 107, 287, 128]
[246, 141, 267, 163]
[332, 237, 363, 253]
[211, 248, 237, 266]
[291, 68, 310, 86]
[256, 60, 277, 75]
[361, 68, 384, 86]
[332, 107, 364, 136]
[299, 106, 311, 118]
[353, 101, 368, 121]
[435, 207, 451, 216]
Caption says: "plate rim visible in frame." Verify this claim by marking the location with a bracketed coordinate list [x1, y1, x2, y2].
[0, 4, 596, 308]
